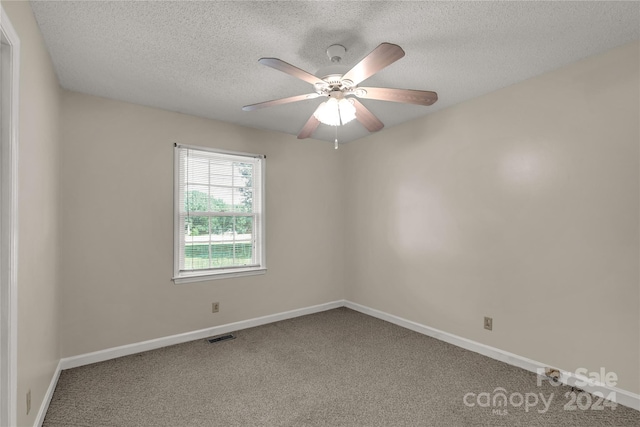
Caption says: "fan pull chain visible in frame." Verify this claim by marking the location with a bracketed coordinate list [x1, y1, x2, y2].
[334, 126, 338, 150]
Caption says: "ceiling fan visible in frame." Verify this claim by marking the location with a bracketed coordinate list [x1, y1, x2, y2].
[242, 43, 438, 143]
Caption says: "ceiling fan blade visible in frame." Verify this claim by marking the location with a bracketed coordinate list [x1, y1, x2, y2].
[297, 114, 320, 139]
[342, 43, 405, 86]
[351, 98, 384, 132]
[356, 87, 438, 106]
[258, 58, 323, 86]
[242, 93, 320, 111]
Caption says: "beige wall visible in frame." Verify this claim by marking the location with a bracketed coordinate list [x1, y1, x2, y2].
[59, 91, 345, 357]
[2, 2, 61, 426]
[8, 5, 638, 421]
[343, 41, 640, 394]
[60, 42, 639, 395]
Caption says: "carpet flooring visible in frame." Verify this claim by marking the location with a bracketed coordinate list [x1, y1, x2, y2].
[43, 308, 639, 426]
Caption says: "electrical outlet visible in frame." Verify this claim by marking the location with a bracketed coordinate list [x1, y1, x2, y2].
[484, 316, 493, 331]
[26, 389, 31, 415]
[212, 302, 219, 313]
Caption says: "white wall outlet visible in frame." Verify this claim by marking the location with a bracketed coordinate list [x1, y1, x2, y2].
[484, 316, 493, 331]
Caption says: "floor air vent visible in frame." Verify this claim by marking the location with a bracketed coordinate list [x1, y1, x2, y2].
[208, 334, 236, 344]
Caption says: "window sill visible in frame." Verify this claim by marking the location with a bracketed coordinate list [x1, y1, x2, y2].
[173, 268, 267, 284]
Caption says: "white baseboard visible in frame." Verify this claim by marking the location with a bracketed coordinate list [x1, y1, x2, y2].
[34, 360, 62, 427]
[60, 300, 343, 370]
[344, 300, 640, 411]
[48, 298, 638, 416]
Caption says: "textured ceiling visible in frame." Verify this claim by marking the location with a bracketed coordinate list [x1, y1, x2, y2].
[31, 1, 639, 144]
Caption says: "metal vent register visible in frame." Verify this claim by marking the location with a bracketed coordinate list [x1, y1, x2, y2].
[207, 334, 236, 344]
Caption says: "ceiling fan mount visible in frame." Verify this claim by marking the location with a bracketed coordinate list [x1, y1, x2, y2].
[242, 42, 438, 140]
[326, 44, 347, 63]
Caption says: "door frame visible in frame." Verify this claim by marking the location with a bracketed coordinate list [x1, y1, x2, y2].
[0, 6, 20, 427]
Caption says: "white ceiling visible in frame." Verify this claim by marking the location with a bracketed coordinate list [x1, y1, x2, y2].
[31, 1, 639, 144]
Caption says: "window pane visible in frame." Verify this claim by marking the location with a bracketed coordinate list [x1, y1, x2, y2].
[185, 215, 210, 238]
[211, 160, 233, 176]
[210, 173, 233, 186]
[210, 216, 234, 237]
[233, 242, 253, 266]
[185, 186, 209, 212]
[233, 188, 252, 212]
[210, 243, 235, 268]
[209, 194, 229, 213]
[186, 158, 209, 185]
[234, 162, 253, 184]
[234, 216, 253, 236]
[210, 186, 233, 211]
[184, 243, 210, 270]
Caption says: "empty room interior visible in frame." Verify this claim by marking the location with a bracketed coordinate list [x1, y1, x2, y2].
[1, 1, 639, 426]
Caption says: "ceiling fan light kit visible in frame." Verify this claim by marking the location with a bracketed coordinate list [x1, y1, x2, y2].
[242, 42, 438, 145]
[313, 97, 356, 127]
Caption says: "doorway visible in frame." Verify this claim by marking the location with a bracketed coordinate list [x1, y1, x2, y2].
[0, 6, 19, 427]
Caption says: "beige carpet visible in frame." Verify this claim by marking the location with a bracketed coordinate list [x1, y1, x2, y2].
[43, 308, 639, 426]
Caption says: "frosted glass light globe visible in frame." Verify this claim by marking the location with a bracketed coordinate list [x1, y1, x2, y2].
[314, 98, 356, 126]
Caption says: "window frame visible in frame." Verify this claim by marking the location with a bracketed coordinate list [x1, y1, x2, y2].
[173, 143, 266, 283]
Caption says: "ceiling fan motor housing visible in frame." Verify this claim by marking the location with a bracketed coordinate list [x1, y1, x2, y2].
[327, 89, 345, 99]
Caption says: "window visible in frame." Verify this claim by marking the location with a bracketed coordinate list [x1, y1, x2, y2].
[174, 144, 265, 283]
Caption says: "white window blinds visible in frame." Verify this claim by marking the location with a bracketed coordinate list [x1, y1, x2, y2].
[174, 144, 265, 282]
